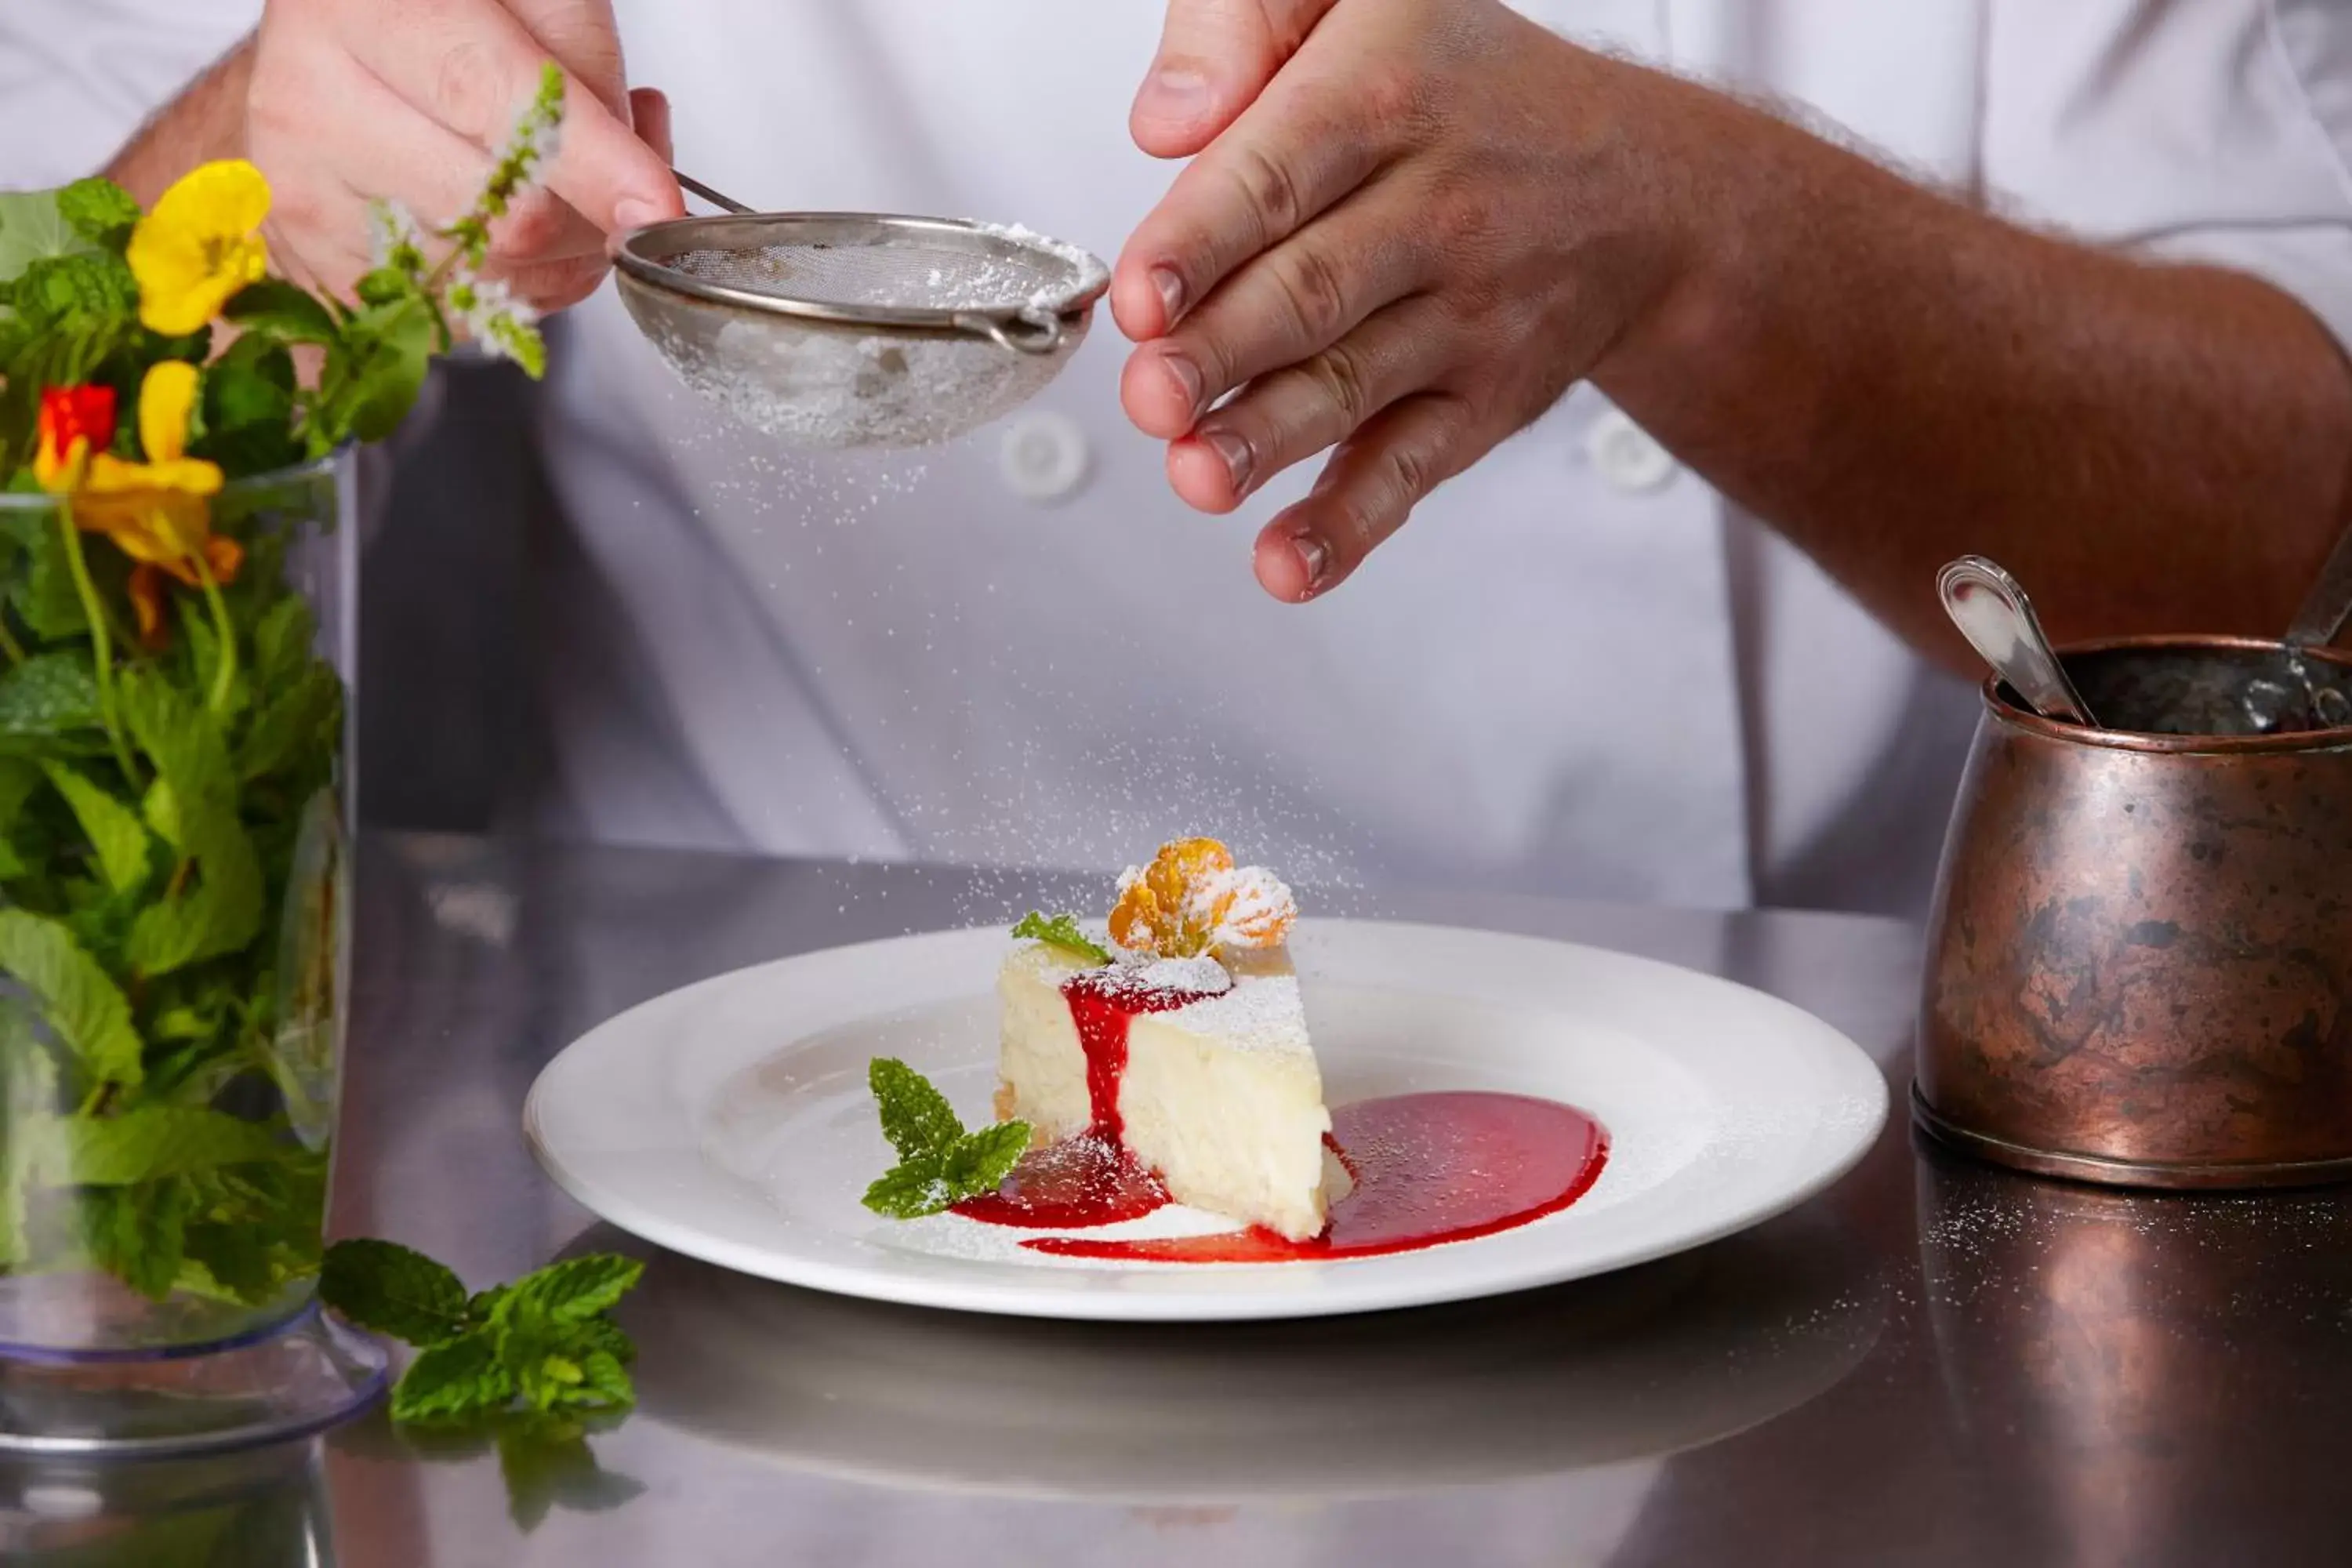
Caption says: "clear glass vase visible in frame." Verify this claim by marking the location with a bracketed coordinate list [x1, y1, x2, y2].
[0, 451, 383, 1454]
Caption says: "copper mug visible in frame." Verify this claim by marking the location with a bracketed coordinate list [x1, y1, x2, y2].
[1915, 636, 2352, 1188]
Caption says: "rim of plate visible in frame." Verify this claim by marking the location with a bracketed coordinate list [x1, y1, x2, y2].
[522, 918, 1890, 1321]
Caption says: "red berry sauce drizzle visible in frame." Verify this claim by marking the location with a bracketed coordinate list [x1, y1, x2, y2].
[949, 968, 1207, 1229]
[953, 967, 1610, 1260]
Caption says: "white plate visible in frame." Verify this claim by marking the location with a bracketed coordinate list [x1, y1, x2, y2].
[523, 920, 1888, 1322]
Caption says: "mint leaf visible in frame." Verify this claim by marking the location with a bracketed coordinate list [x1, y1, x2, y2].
[80, 1179, 191, 1301]
[0, 908, 142, 1089]
[223, 278, 339, 344]
[945, 1120, 1031, 1195]
[119, 670, 263, 977]
[9, 518, 91, 640]
[1012, 911, 1112, 965]
[42, 763, 153, 893]
[181, 1216, 280, 1305]
[862, 1058, 1032, 1218]
[497, 1254, 644, 1329]
[867, 1056, 961, 1163]
[0, 190, 91, 286]
[392, 1330, 515, 1424]
[238, 663, 341, 784]
[0, 757, 42, 828]
[861, 1156, 953, 1219]
[319, 1238, 472, 1347]
[250, 597, 318, 691]
[567, 1315, 635, 1367]
[54, 177, 140, 249]
[499, 1320, 608, 1415]
[0, 1034, 56, 1267]
[320, 1240, 648, 1427]
[38, 1106, 284, 1184]
[569, 1349, 633, 1410]
[0, 652, 102, 736]
[13, 251, 138, 336]
[191, 332, 303, 474]
[329, 294, 434, 446]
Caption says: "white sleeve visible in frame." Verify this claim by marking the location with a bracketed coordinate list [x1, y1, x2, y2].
[1983, 0, 2352, 351]
[0, 1, 259, 190]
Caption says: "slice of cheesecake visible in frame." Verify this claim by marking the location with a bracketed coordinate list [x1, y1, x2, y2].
[992, 841, 1348, 1241]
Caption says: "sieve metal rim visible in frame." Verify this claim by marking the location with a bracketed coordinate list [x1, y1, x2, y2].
[609, 212, 1110, 356]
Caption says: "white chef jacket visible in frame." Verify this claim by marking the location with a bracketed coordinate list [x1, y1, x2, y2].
[8, 2, 2352, 918]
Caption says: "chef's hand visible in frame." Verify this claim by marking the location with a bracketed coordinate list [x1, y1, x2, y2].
[244, 0, 684, 310]
[1116, 0, 1690, 601]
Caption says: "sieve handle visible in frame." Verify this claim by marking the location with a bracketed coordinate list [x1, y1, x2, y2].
[957, 312, 1067, 355]
[673, 169, 755, 216]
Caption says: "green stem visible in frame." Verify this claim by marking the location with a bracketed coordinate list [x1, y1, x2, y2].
[55, 501, 139, 785]
[0, 613, 26, 667]
[194, 553, 238, 717]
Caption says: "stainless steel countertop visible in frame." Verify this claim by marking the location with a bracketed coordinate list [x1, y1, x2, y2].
[10, 833, 2352, 1566]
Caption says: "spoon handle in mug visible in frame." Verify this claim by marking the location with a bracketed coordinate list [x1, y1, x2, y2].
[2285, 518, 2352, 651]
[1937, 556, 2100, 728]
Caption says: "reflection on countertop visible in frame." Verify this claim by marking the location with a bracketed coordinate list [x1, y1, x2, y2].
[615, 1198, 1888, 1504]
[0, 1439, 330, 1566]
[1915, 1135, 2352, 1568]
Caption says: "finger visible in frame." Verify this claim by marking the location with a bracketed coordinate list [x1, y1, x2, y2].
[505, 0, 630, 115]
[1120, 194, 1433, 437]
[1112, 75, 1389, 342]
[1253, 392, 1481, 601]
[1132, 0, 1339, 158]
[362, 0, 682, 233]
[328, 50, 606, 270]
[630, 85, 675, 166]
[490, 252, 612, 314]
[1163, 293, 1454, 510]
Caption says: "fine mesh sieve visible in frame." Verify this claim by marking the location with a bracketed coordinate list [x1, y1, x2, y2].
[611, 203, 1111, 450]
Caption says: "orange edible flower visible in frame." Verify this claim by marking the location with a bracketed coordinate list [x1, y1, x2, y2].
[49, 365, 236, 647]
[1109, 837, 1297, 958]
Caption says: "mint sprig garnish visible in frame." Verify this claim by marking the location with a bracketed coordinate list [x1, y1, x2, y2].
[1011, 910, 1111, 966]
[862, 1058, 1030, 1218]
[318, 1240, 644, 1426]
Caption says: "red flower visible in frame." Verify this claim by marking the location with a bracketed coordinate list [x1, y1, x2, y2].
[34, 385, 118, 492]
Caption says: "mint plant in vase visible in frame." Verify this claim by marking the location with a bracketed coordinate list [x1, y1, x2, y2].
[0, 71, 561, 1455]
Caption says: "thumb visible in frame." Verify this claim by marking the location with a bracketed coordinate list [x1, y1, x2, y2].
[1132, 0, 1339, 158]
[630, 85, 675, 166]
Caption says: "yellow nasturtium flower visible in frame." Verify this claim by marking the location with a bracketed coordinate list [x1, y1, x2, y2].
[74, 362, 238, 644]
[126, 159, 272, 336]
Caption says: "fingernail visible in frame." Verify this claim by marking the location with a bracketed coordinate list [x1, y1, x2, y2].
[1204, 428, 1254, 495]
[1149, 265, 1186, 325]
[612, 198, 662, 233]
[1141, 65, 1213, 120]
[1294, 533, 1330, 593]
[1163, 352, 1203, 416]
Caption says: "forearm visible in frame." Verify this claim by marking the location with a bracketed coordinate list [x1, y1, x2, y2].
[1595, 81, 2352, 669]
[103, 34, 253, 206]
